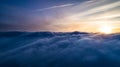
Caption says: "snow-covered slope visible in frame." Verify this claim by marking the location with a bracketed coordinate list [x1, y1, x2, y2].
[0, 32, 120, 67]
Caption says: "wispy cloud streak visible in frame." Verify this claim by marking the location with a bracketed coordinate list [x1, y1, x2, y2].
[70, 1, 120, 19]
[35, 3, 74, 11]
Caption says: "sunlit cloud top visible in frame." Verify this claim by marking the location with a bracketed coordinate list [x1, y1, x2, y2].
[0, 0, 120, 33]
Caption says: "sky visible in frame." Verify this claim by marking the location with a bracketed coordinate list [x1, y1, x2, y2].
[0, 0, 120, 33]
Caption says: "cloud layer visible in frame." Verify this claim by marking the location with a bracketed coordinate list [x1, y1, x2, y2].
[0, 32, 120, 67]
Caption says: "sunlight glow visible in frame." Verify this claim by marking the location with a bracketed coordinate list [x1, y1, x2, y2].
[99, 25, 113, 34]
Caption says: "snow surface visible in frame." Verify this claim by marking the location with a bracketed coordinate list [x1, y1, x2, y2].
[0, 32, 120, 67]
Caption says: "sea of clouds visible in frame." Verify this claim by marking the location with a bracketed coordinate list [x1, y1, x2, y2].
[0, 32, 120, 67]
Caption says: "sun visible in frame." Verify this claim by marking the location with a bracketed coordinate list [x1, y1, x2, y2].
[99, 25, 112, 34]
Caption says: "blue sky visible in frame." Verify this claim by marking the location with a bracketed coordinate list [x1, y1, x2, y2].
[0, 0, 120, 33]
